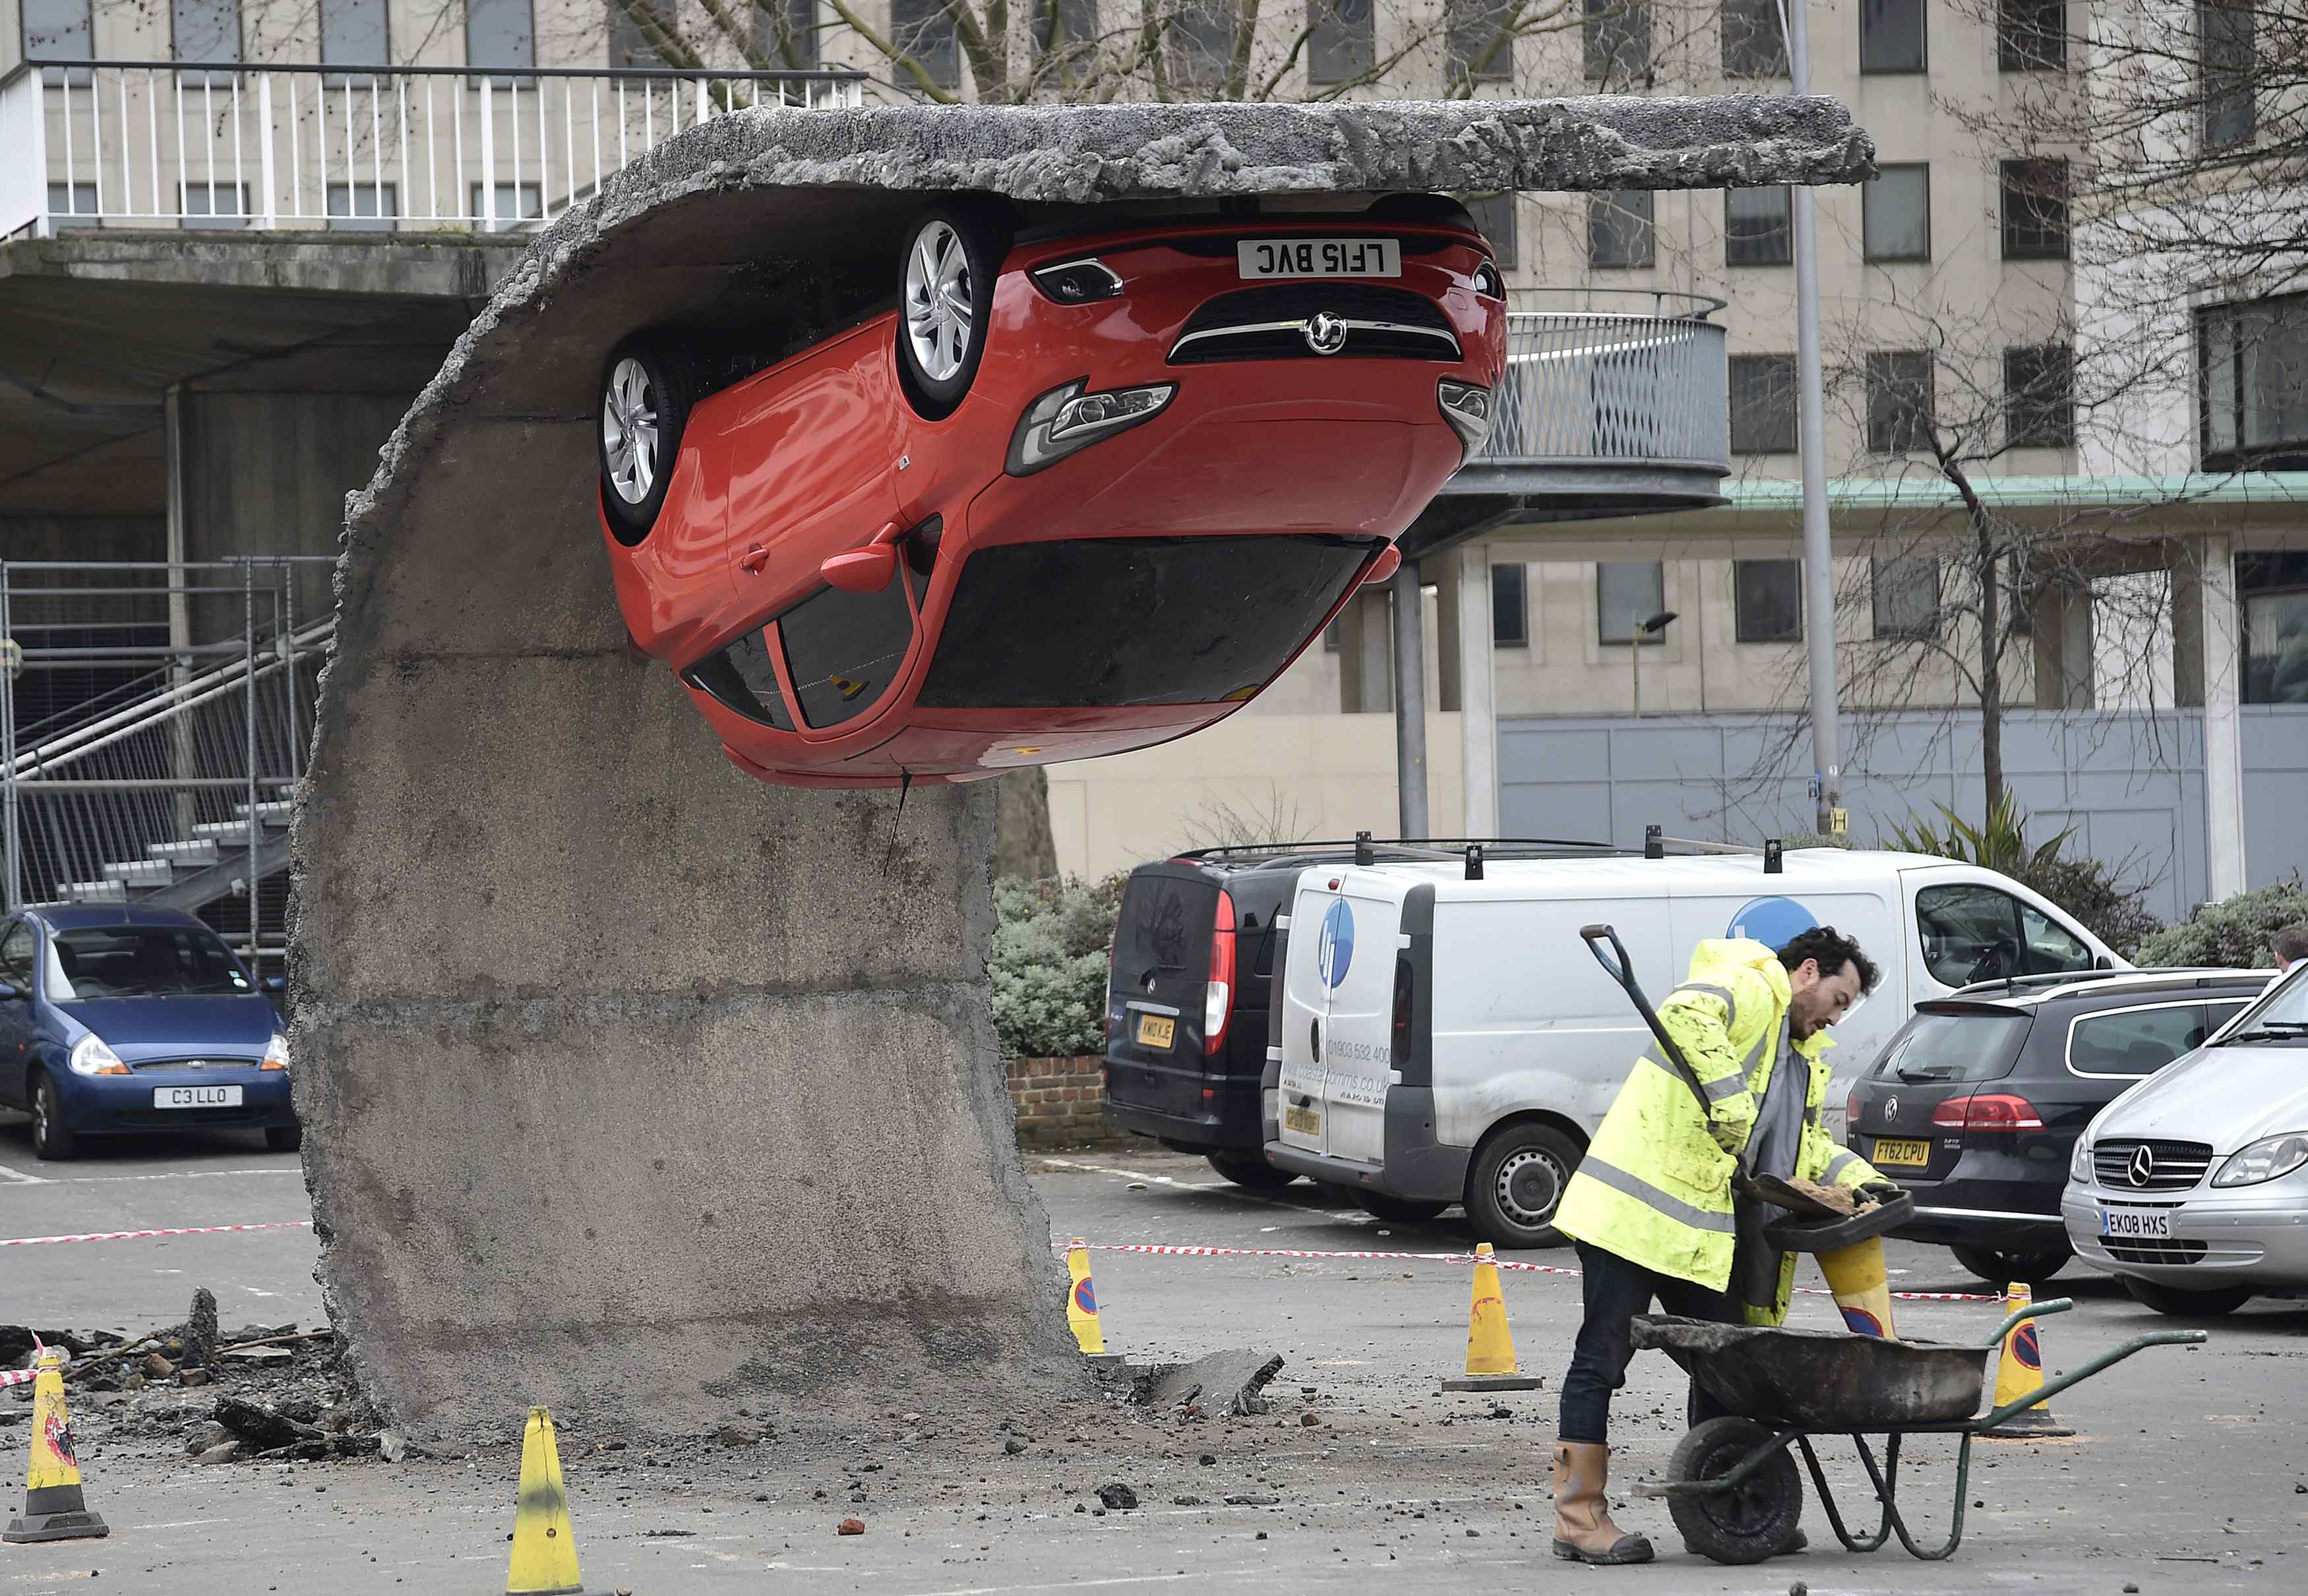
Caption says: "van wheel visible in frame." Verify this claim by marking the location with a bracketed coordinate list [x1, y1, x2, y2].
[1207, 1152, 1298, 1191]
[2123, 1277, 2255, 1318]
[1356, 1190, 1449, 1224]
[1951, 1244, 2068, 1286]
[1465, 1123, 1583, 1249]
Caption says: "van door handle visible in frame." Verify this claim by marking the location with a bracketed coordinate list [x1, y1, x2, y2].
[739, 544, 770, 574]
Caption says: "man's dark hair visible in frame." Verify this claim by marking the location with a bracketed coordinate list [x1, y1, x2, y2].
[2274, 922, 2308, 966]
[1778, 926, 1879, 995]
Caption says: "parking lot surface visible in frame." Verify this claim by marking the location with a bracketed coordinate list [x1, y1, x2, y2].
[3, 1126, 2303, 1594]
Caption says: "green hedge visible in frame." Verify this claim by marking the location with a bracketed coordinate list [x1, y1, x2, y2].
[2133, 875, 2308, 968]
[990, 873, 1128, 1059]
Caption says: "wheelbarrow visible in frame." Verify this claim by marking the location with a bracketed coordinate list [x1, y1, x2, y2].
[1627, 1301, 2206, 1563]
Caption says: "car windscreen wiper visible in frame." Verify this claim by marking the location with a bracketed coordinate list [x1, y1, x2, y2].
[2217, 1022, 2308, 1045]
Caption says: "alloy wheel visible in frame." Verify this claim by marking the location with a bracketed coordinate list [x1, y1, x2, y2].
[903, 220, 975, 384]
[601, 356, 659, 506]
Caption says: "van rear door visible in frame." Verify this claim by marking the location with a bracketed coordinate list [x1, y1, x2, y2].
[1275, 870, 1400, 1166]
[1105, 864, 1221, 1126]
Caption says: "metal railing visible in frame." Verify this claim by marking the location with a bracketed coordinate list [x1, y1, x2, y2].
[1479, 290, 1731, 475]
[1, 58, 866, 241]
[0, 560, 334, 974]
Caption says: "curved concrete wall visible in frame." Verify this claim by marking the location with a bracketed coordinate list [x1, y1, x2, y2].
[289, 99, 1872, 1442]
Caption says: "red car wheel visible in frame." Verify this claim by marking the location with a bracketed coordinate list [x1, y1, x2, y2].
[598, 335, 697, 545]
[894, 201, 1008, 421]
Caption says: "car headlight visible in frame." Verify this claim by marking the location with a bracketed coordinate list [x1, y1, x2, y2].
[2070, 1136, 2094, 1183]
[68, 1034, 130, 1077]
[262, 1032, 291, 1073]
[1438, 379, 1493, 457]
[1006, 380, 1175, 477]
[2211, 1132, 2308, 1188]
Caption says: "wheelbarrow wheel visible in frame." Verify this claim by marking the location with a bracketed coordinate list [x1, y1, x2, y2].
[1666, 1415, 1803, 1566]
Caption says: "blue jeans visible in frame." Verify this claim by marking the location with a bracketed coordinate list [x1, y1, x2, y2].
[1558, 1240, 1736, 1444]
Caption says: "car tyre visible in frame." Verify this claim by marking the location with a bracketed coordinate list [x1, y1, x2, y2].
[266, 1125, 304, 1154]
[894, 201, 1008, 421]
[2122, 1276, 2256, 1318]
[1206, 1152, 1298, 1191]
[1356, 1189, 1450, 1224]
[598, 334, 698, 547]
[1465, 1122, 1584, 1249]
[28, 1070, 75, 1161]
[1950, 1244, 2070, 1287]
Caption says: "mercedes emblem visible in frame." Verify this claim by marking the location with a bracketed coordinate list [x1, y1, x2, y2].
[2127, 1144, 2156, 1187]
[1303, 312, 1349, 356]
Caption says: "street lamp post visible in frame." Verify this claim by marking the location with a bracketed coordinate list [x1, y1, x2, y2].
[1631, 608, 1678, 719]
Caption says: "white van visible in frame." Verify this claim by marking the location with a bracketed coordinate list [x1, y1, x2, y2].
[1261, 846, 2122, 1249]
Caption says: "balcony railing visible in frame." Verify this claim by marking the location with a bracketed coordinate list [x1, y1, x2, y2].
[0, 58, 866, 241]
[1466, 290, 1730, 490]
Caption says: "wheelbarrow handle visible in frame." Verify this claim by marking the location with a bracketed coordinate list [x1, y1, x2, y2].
[1977, 1295, 2075, 1350]
[1975, 1326, 2208, 1433]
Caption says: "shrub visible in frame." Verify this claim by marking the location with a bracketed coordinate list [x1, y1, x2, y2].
[989, 872, 1128, 1058]
[1885, 794, 2164, 957]
[2133, 874, 2308, 969]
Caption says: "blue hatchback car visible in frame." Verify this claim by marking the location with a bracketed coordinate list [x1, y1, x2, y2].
[0, 905, 296, 1160]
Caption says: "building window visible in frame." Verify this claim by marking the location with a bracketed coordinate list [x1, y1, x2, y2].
[2199, 293, 2308, 471]
[1449, 0, 1517, 84]
[1166, 0, 1236, 88]
[1862, 163, 1931, 262]
[470, 181, 543, 226]
[1735, 560, 1803, 643]
[1463, 192, 1517, 271]
[466, 0, 535, 74]
[2000, 158, 2069, 260]
[1872, 556, 1941, 641]
[172, 0, 241, 64]
[2240, 552, 2308, 704]
[320, 0, 388, 68]
[327, 181, 398, 231]
[1724, 185, 1791, 265]
[2200, 1, 2255, 149]
[2005, 345, 2075, 449]
[1308, 0, 1373, 82]
[23, 0, 94, 82]
[1598, 562, 1666, 645]
[1729, 353, 1798, 454]
[1721, 0, 1786, 76]
[1997, 0, 2063, 69]
[1589, 189, 1654, 269]
[609, 0, 673, 67]
[181, 182, 250, 227]
[1033, 0, 1099, 76]
[1866, 350, 1935, 454]
[1584, 0, 1649, 81]
[1860, 0, 1925, 71]
[46, 182, 99, 227]
[1492, 562, 1529, 647]
[891, 0, 961, 87]
[751, 0, 819, 69]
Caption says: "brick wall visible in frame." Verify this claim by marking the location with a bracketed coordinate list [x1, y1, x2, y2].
[1006, 1055, 1129, 1147]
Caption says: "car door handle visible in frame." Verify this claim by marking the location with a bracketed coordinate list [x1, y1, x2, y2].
[739, 544, 770, 574]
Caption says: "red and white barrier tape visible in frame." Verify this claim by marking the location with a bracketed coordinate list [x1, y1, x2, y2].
[0, 1220, 311, 1249]
[1056, 1239, 2000, 1304]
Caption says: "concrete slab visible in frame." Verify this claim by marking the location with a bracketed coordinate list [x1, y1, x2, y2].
[293, 96, 1873, 1446]
[1136, 1349, 1286, 1417]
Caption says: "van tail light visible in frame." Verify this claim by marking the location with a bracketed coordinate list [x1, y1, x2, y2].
[1391, 956, 1414, 1070]
[1931, 1093, 2045, 1132]
[1204, 889, 1237, 1057]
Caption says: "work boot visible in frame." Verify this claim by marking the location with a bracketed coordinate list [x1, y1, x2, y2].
[1551, 1440, 1654, 1565]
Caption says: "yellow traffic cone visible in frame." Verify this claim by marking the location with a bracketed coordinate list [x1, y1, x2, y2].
[3, 1347, 108, 1543]
[506, 1407, 583, 1595]
[1818, 1237, 1897, 1338]
[1064, 1237, 1109, 1355]
[1441, 1243, 1544, 1392]
[1982, 1282, 2075, 1438]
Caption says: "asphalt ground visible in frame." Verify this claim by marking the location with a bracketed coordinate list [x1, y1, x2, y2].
[3, 1119, 2305, 1595]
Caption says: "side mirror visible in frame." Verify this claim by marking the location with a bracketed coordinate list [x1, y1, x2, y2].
[2093, 954, 2113, 971]
[264, 975, 288, 993]
[1360, 545, 1403, 587]
[820, 545, 899, 593]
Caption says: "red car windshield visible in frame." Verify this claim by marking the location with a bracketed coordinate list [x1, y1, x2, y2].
[917, 535, 1376, 709]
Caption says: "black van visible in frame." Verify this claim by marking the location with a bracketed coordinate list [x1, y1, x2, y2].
[1102, 837, 1602, 1190]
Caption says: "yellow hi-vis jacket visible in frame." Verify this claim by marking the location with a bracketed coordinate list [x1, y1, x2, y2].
[1553, 937, 1883, 1324]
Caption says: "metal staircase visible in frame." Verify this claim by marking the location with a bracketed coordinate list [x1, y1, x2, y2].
[1, 559, 331, 971]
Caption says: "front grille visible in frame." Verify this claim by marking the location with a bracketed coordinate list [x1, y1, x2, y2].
[2102, 1238, 2209, 1266]
[1169, 284, 1457, 365]
[2092, 1138, 2214, 1191]
[131, 1057, 260, 1072]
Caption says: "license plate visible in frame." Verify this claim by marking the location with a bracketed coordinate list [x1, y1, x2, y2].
[1237, 237, 1401, 280]
[1284, 1105, 1321, 1136]
[1135, 1013, 1175, 1049]
[1871, 1137, 1931, 1167]
[2100, 1206, 2171, 1240]
[154, 1084, 243, 1109]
